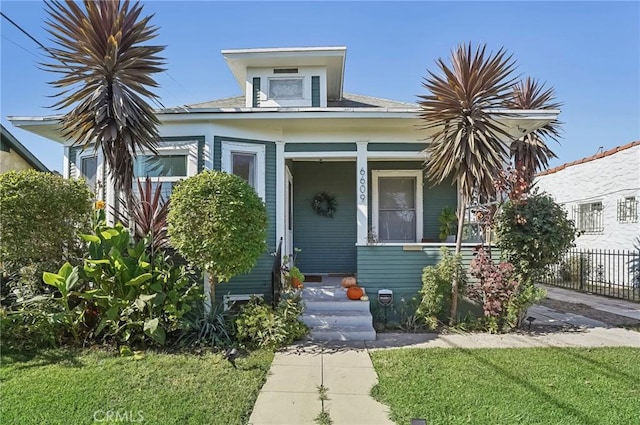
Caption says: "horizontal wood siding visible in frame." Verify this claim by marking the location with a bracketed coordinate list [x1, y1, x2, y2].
[368, 161, 457, 241]
[285, 143, 356, 152]
[357, 245, 498, 321]
[212, 136, 276, 302]
[293, 161, 357, 273]
[367, 143, 428, 152]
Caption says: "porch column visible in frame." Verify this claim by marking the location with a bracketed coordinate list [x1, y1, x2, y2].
[356, 141, 369, 245]
[275, 141, 285, 252]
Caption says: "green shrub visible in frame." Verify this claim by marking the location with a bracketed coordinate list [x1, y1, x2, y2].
[416, 247, 467, 329]
[168, 171, 268, 303]
[235, 296, 307, 349]
[496, 191, 576, 286]
[176, 302, 233, 349]
[0, 170, 92, 288]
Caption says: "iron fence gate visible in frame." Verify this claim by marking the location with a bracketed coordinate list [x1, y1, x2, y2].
[541, 248, 640, 302]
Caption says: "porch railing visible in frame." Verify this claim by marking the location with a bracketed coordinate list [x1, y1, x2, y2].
[540, 248, 640, 302]
[271, 237, 283, 308]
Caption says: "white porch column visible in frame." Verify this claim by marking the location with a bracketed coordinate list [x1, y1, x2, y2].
[356, 141, 369, 245]
[275, 141, 285, 252]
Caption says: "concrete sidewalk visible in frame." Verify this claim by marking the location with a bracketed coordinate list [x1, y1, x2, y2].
[248, 345, 393, 425]
[540, 284, 640, 320]
[248, 288, 640, 425]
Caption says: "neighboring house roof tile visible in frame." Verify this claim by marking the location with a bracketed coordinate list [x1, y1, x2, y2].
[0, 124, 49, 172]
[536, 141, 640, 177]
[185, 93, 416, 110]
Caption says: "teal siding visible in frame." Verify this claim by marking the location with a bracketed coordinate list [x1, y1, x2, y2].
[368, 162, 457, 241]
[367, 143, 428, 152]
[357, 245, 498, 321]
[285, 143, 356, 152]
[311, 76, 320, 107]
[293, 161, 357, 273]
[212, 136, 276, 302]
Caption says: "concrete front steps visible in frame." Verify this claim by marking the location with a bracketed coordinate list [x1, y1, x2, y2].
[301, 277, 376, 341]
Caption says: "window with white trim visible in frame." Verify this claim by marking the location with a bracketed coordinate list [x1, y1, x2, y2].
[221, 141, 266, 200]
[372, 170, 423, 243]
[268, 77, 303, 100]
[80, 155, 98, 193]
[133, 153, 189, 200]
[617, 197, 638, 223]
[574, 202, 604, 233]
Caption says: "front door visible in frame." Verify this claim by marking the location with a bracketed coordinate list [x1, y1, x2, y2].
[285, 166, 294, 258]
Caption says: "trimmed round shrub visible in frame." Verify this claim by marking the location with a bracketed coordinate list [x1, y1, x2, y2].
[168, 171, 268, 285]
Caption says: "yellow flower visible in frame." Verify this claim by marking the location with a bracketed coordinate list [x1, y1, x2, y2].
[95, 200, 106, 210]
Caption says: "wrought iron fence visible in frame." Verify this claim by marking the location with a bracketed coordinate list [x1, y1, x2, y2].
[271, 237, 283, 307]
[541, 248, 640, 302]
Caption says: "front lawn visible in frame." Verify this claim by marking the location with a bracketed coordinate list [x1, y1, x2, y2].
[371, 347, 640, 425]
[1, 348, 273, 424]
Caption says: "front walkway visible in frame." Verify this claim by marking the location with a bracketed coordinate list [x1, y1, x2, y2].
[249, 288, 640, 425]
[248, 345, 393, 425]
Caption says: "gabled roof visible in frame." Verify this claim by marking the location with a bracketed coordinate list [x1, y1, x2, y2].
[537, 141, 640, 177]
[186, 93, 416, 110]
[0, 124, 49, 172]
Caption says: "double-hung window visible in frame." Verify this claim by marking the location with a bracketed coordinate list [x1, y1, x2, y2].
[80, 155, 98, 193]
[372, 170, 423, 243]
[221, 141, 266, 200]
[617, 197, 638, 223]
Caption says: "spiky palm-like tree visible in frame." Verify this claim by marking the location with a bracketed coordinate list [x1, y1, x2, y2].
[505, 77, 562, 183]
[44, 0, 165, 206]
[419, 43, 518, 323]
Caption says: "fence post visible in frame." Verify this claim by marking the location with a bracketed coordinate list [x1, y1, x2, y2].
[578, 254, 585, 291]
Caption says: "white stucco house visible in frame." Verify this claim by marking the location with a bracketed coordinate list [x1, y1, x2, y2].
[9, 46, 559, 337]
[536, 141, 640, 251]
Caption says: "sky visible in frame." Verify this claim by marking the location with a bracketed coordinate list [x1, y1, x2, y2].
[1, 1, 639, 173]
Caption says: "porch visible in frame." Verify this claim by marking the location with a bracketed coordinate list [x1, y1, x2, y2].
[280, 142, 459, 275]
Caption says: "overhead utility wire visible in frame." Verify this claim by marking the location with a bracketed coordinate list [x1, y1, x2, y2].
[1, 11, 165, 110]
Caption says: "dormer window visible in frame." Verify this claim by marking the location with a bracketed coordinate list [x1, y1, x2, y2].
[268, 78, 304, 100]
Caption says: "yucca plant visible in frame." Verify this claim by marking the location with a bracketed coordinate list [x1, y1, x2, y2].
[505, 77, 562, 183]
[44, 0, 165, 209]
[418, 43, 518, 323]
[117, 176, 170, 255]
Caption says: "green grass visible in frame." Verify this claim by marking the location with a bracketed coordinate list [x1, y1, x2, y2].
[1, 348, 274, 424]
[370, 347, 640, 425]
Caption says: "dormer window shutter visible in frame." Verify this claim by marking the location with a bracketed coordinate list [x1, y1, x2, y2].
[252, 77, 261, 107]
[311, 76, 320, 107]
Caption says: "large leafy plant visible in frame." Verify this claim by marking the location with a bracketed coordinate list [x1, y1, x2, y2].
[496, 191, 576, 286]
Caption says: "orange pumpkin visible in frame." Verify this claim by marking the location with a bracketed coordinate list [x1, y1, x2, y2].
[341, 276, 357, 288]
[347, 286, 364, 300]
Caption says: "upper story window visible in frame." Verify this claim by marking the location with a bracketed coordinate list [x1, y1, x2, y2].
[574, 202, 603, 233]
[268, 78, 303, 100]
[617, 197, 638, 223]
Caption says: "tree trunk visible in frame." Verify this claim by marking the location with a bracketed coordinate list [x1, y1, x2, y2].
[208, 273, 217, 310]
[449, 198, 466, 325]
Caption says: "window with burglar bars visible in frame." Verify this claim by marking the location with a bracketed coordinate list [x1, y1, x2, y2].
[617, 197, 638, 223]
[574, 202, 603, 233]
